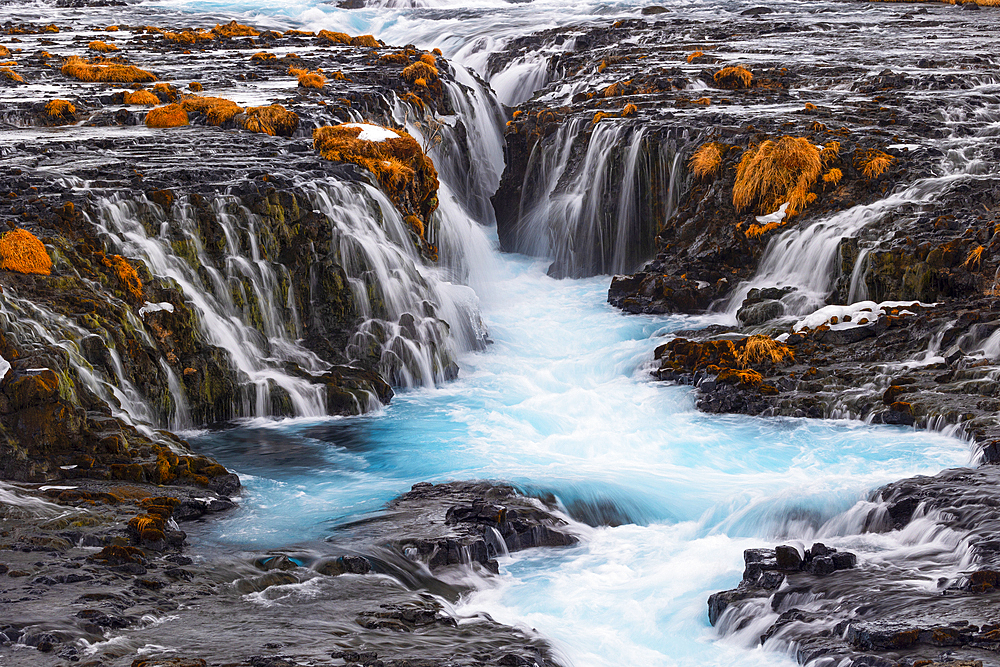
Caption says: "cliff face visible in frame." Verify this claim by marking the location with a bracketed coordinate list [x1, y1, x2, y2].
[0, 18, 498, 484]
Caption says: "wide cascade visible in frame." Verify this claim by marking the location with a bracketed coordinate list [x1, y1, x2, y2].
[3, 1, 1000, 667]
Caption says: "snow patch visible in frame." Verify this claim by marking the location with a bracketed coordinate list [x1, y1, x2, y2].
[755, 202, 789, 225]
[342, 123, 400, 142]
[139, 301, 175, 317]
[794, 300, 935, 332]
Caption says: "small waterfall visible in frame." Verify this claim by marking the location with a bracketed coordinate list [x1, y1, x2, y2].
[723, 173, 971, 318]
[508, 120, 664, 278]
[847, 247, 870, 303]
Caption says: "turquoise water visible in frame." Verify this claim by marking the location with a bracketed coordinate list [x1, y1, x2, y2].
[191, 254, 970, 667]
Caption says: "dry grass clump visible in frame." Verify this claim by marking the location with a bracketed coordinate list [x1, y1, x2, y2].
[145, 104, 189, 128]
[240, 104, 299, 136]
[592, 111, 609, 123]
[163, 30, 214, 45]
[745, 220, 787, 239]
[820, 140, 840, 164]
[352, 34, 379, 48]
[603, 81, 628, 97]
[105, 26, 119, 32]
[717, 367, 764, 388]
[419, 53, 436, 65]
[733, 136, 822, 216]
[153, 82, 177, 100]
[692, 96, 711, 105]
[102, 254, 143, 298]
[0, 229, 51, 275]
[188, 81, 203, 91]
[313, 124, 439, 221]
[213, 21, 259, 38]
[401, 61, 438, 85]
[123, 89, 159, 105]
[804, 102, 817, 110]
[858, 149, 894, 178]
[45, 99, 75, 117]
[317, 30, 352, 45]
[739, 335, 794, 366]
[180, 95, 243, 124]
[88, 40, 118, 52]
[380, 52, 410, 65]
[61, 56, 156, 83]
[690, 142, 724, 179]
[686, 50, 704, 63]
[713, 65, 753, 89]
[1, 68, 24, 83]
[964, 245, 985, 271]
[0, 45, 9, 58]
[286, 29, 315, 37]
[622, 102, 638, 117]
[298, 72, 325, 88]
[822, 168, 843, 185]
[251, 51, 276, 62]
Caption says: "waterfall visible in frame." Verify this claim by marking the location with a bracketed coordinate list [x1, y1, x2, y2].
[506, 119, 663, 278]
[723, 172, 973, 319]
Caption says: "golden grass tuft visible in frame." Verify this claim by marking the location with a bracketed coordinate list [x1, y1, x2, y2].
[105, 26, 119, 32]
[713, 65, 753, 89]
[213, 21, 259, 38]
[61, 56, 156, 83]
[298, 72, 325, 88]
[821, 140, 840, 164]
[45, 99, 75, 117]
[1, 68, 24, 83]
[286, 29, 314, 36]
[822, 167, 843, 185]
[433, 48, 443, 56]
[179, 95, 243, 125]
[145, 103, 189, 128]
[744, 220, 788, 239]
[739, 335, 794, 366]
[622, 102, 638, 117]
[0, 45, 9, 58]
[686, 50, 704, 63]
[352, 34, 379, 48]
[858, 149, 894, 179]
[0, 229, 51, 275]
[690, 142, 724, 179]
[251, 51, 276, 62]
[44, 25, 60, 33]
[964, 245, 985, 271]
[163, 30, 214, 44]
[379, 52, 410, 65]
[692, 96, 711, 105]
[188, 81, 202, 91]
[123, 89, 159, 105]
[733, 136, 822, 216]
[401, 61, 438, 85]
[313, 124, 439, 221]
[317, 30, 352, 45]
[804, 102, 817, 111]
[88, 40, 118, 52]
[419, 53, 436, 66]
[102, 254, 143, 298]
[240, 104, 299, 136]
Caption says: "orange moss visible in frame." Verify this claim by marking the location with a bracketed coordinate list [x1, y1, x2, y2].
[331, 71, 349, 81]
[44, 25, 60, 33]
[692, 96, 711, 105]
[402, 91, 424, 110]
[123, 89, 160, 105]
[592, 111, 609, 123]
[61, 56, 156, 83]
[858, 149, 894, 178]
[686, 50, 704, 63]
[432, 48, 443, 56]
[317, 30, 352, 45]
[163, 30, 214, 44]
[419, 52, 436, 66]
[734, 136, 822, 216]
[105, 26, 119, 32]
[188, 81, 202, 91]
[822, 168, 843, 185]
[180, 95, 243, 125]
[804, 102, 817, 110]
[0, 229, 51, 275]
[0, 68, 24, 83]
[313, 124, 439, 222]
[713, 65, 753, 89]
[251, 51, 276, 62]
[153, 82, 177, 100]
[88, 40, 118, 52]
[285, 29, 315, 36]
[288, 66, 308, 78]
[240, 104, 299, 136]
[101, 254, 143, 298]
[352, 34, 379, 48]
[603, 81, 628, 97]
[717, 367, 764, 388]
[0, 46, 9, 58]
[622, 102, 638, 117]
[213, 21, 259, 38]
[690, 142, 724, 179]
[145, 104, 189, 128]
[745, 220, 788, 239]
[404, 215, 425, 237]
[45, 99, 75, 117]
[401, 60, 438, 85]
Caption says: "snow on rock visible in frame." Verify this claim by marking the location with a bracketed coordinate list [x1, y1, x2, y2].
[342, 123, 400, 142]
[793, 300, 935, 333]
[755, 202, 789, 225]
[0, 353, 9, 382]
[139, 301, 176, 317]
